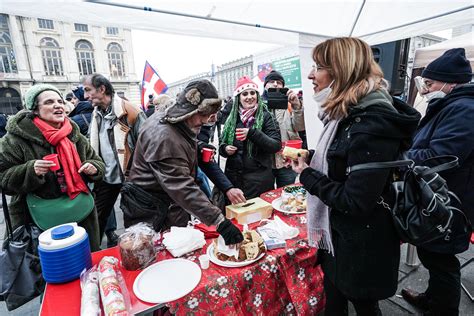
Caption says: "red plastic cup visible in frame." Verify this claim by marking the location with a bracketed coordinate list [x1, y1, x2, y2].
[285, 140, 303, 149]
[43, 154, 60, 171]
[202, 148, 213, 162]
[236, 128, 246, 141]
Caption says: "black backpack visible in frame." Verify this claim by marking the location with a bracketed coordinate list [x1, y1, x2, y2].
[346, 155, 469, 246]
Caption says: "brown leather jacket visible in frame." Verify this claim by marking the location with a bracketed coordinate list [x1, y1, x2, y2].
[127, 113, 225, 228]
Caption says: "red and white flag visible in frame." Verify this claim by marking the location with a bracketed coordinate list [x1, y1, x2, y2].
[141, 61, 168, 110]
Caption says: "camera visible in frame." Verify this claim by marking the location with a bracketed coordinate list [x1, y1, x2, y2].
[267, 88, 289, 109]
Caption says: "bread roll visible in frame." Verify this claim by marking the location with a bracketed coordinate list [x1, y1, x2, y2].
[282, 147, 309, 161]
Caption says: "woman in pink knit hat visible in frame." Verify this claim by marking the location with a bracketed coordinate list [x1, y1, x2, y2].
[219, 76, 281, 201]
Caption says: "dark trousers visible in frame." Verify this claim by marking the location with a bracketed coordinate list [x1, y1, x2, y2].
[417, 247, 461, 316]
[93, 181, 122, 241]
[324, 276, 382, 316]
[272, 167, 297, 188]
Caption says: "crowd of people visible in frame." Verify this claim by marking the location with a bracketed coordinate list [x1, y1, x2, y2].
[0, 37, 473, 315]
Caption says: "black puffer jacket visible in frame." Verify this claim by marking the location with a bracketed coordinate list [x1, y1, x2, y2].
[300, 90, 421, 300]
[219, 110, 281, 199]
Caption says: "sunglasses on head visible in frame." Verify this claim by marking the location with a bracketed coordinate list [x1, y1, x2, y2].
[241, 90, 256, 97]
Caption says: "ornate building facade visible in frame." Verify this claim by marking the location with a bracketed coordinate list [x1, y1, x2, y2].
[0, 14, 140, 115]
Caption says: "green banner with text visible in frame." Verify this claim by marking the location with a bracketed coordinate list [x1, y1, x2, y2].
[272, 56, 301, 89]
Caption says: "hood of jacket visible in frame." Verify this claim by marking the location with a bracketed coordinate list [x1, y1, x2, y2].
[6, 110, 82, 147]
[69, 101, 93, 117]
[347, 89, 421, 151]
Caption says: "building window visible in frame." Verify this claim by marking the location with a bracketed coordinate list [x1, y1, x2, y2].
[107, 42, 125, 77]
[40, 37, 63, 76]
[0, 15, 17, 73]
[75, 40, 96, 75]
[38, 18, 54, 30]
[106, 27, 119, 36]
[74, 23, 88, 32]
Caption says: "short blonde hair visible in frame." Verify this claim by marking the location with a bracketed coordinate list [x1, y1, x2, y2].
[312, 37, 387, 119]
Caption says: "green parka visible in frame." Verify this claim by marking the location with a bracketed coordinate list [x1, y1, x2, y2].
[0, 110, 105, 250]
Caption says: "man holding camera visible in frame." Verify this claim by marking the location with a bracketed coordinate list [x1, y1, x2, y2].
[263, 70, 305, 187]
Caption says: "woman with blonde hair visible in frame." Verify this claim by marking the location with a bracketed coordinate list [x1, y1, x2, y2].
[291, 37, 421, 315]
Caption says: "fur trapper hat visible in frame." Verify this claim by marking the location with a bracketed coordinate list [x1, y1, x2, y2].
[163, 80, 221, 123]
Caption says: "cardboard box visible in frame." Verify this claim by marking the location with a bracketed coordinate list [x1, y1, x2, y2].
[225, 197, 273, 224]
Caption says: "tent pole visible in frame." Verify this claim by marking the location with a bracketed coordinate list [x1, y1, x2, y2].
[359, 5, 473, 38]
[86, 0, 331, 39]
[349, 0, 366, 36]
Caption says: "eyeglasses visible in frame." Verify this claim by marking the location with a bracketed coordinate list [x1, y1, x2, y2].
[312, 64, 329, 72]
[241, 90, 256, 97]
[414, 76, 436, 92]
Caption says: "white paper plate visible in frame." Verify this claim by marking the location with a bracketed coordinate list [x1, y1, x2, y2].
[272, 197, 307, 214]
[133, 259, 201, 304]
[207, 244, 265, 268]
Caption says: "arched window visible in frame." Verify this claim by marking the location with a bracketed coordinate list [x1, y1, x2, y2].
[0, 14, 17, 73]
[40, 37, 63, 76]
[107, 42, 125, 78]
[75, 40, 96, 75]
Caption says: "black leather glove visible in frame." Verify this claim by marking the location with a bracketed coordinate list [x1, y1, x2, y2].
[216, 218, 244, 245]
[197, 141, 216, 153]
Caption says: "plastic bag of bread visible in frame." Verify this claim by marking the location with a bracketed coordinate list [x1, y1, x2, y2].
[118, 222, 158, 270]
[80, 265, 100, 316]
[282, 146, 309, 161]
[98, 256, 130, 316]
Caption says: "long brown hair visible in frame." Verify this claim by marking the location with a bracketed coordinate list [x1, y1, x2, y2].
[312, 37, 388, 119]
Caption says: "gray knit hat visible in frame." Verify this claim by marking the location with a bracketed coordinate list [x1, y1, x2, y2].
[163, 80, 221, 124]
[24, 84, 63, 110]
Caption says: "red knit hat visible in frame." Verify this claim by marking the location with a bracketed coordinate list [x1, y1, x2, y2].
[233, 76, 258, 97]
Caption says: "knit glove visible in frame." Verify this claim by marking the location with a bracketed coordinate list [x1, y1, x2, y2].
[216, 218, 244, 245]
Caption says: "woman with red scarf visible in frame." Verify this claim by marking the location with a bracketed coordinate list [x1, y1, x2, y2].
[219, 77, 281, 201]
[0, 84, 104, 251]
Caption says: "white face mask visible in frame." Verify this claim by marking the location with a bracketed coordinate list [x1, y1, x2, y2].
[424, 83, 447, 102]
[312, 81, 334, 110]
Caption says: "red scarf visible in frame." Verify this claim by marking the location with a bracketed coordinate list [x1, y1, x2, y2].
[33, 117, 89, 199]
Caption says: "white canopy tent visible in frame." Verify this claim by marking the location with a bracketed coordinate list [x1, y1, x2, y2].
[2, 0, 473, 147]
[414, 32, 474, 68]
[2, 0, 472, 46]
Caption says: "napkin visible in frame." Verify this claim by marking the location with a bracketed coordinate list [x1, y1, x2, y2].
[260, 215, 299, 240]
[162, 227, 206, 257]
[194, 223, 220, 239]
[215, 235, 239, 260]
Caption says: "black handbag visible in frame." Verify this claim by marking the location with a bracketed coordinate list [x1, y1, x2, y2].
[120, 182, 169, 231]
[347, 155, 470, 246]
[0, 191, 45, 311]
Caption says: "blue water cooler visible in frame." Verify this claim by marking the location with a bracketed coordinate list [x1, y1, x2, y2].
[38, 223, 92, 283]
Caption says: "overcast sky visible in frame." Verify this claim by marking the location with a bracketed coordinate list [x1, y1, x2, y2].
[132, 30, 280, 84]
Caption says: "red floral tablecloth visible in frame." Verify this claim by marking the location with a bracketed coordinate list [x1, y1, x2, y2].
[165, 186, 325, 315]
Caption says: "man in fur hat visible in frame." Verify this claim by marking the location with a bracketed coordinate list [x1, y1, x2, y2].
[121, 79, 244, 245]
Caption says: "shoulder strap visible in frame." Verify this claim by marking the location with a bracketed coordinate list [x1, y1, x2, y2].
[346, 155, 459, 176]
[80, 114, 90, 128]
[2, 191, 13, 239]
[346, 160, 415, 175]
[419, 155, 459, 177]
[121, 100, 140, 127]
